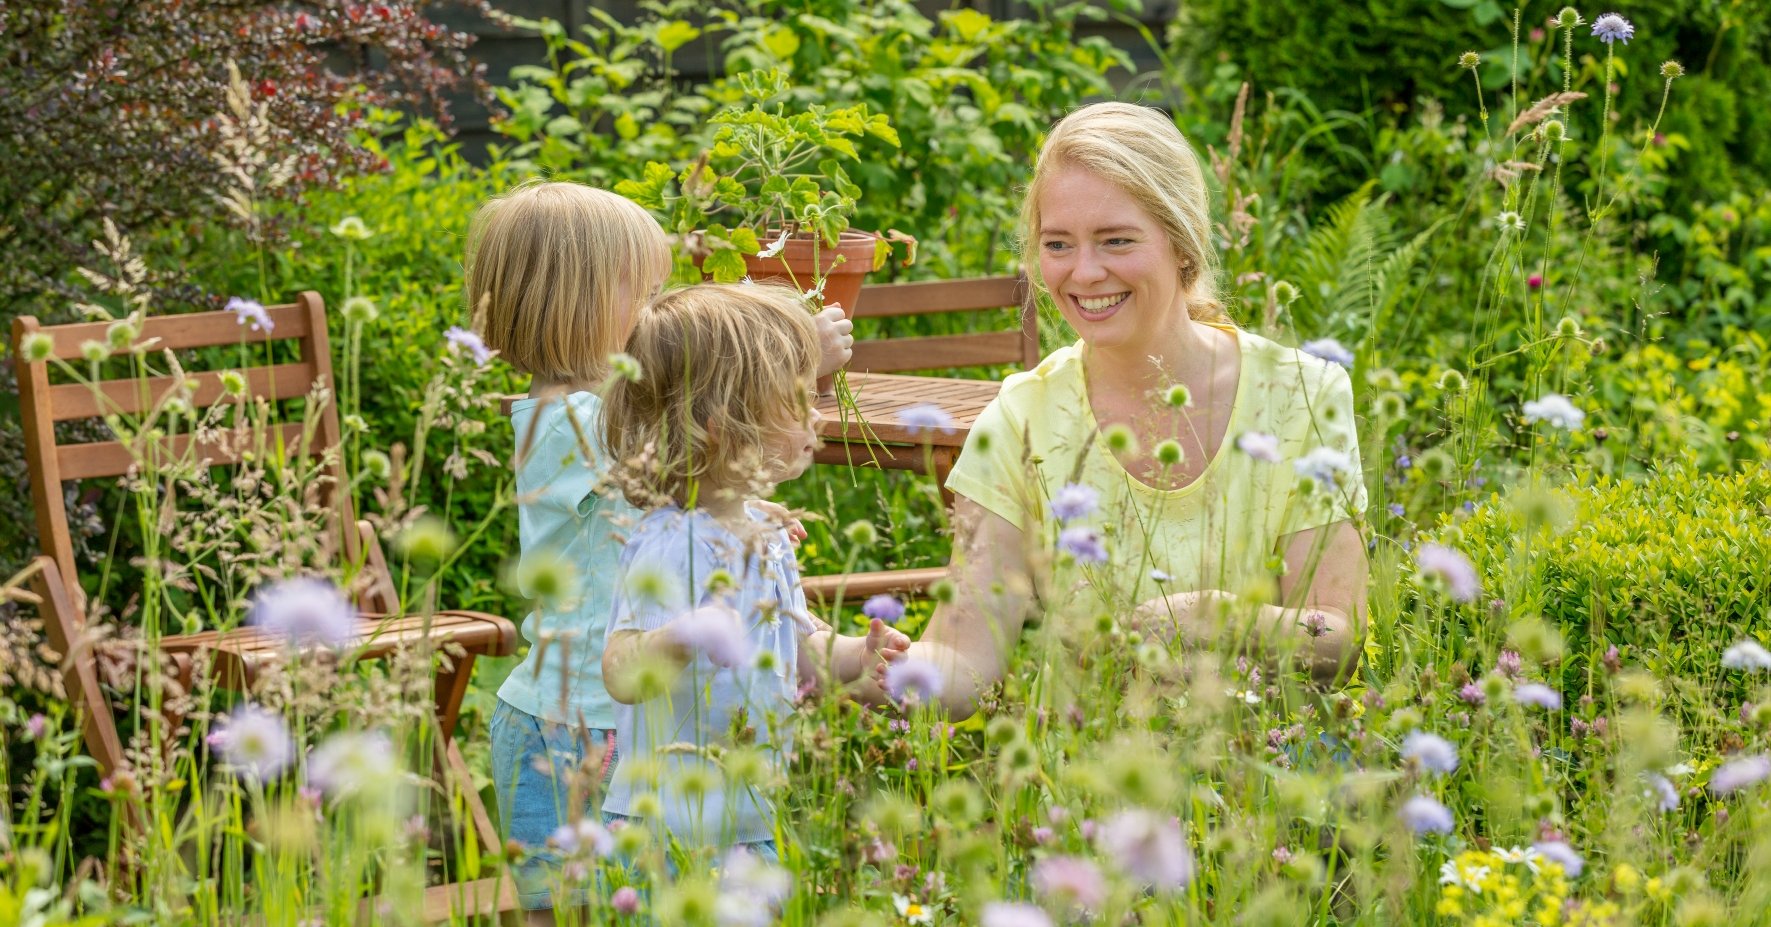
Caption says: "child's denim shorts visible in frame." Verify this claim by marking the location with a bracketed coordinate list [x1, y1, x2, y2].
[489, 698, 617, 911]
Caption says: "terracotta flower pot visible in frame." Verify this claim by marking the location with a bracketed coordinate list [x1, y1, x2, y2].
[740, 229, 881, 319]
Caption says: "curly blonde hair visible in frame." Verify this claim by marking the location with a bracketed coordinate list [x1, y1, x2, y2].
[602, 283, 820, 508]
[1021, 102, 1228, 322]
[465, 180, 671, 383]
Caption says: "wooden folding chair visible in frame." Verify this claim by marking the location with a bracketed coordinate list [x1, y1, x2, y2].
[13, 293, 520, 919]
[802, 274, 1036, 605]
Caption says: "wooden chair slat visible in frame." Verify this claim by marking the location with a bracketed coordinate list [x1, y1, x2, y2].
[849, 331, 1026, 374]
[850, 276, 1025, 318]
[802, 566, 949, 604]
[30, 306, 312, 361]
[55, 421, 313, 481]
[45, 362, 319, 422]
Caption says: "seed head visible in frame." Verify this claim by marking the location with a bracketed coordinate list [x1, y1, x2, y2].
[1103, 423, 1138, 456]
[1154, 440, 1184, 467]
[1660, 60, 1685, 79]
[1162, 384, 1192, 408]
[1555, 7, 1584, 29]
[1539, 119, 1566, 142]
[1458, 51, 1481, 70]
[20, 332, 55, 363]
[341, 296, 379, 323]
[361, 450, 391, 480]
[843, 519, 878, 546]
[80, 340, 110, 363]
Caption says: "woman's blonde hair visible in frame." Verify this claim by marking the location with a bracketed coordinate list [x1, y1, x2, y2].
[465, 180, 671, 383]
[602, 283, 820, 508]
[1021, 102, 1227, 322]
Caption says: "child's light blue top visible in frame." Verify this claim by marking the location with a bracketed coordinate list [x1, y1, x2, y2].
[495, 391, 633, 729]
[601, 504, 811, 848]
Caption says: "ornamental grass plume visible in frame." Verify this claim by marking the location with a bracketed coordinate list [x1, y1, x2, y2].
[250, 576, 356, 648]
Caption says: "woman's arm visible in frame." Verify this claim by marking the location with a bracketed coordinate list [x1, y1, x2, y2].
[602, 628, 692, 705]
[860, 497, 1039, 720]
[1131, 519, 1368, 685]
[799, 617, 911, 695]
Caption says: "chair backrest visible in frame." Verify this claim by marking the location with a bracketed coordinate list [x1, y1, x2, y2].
[12, 292, 354, 607]
[846, 275, 1037, 374]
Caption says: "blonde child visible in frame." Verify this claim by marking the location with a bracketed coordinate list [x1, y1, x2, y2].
[464, 182, 852, 914]
[598, 283, 910, 865]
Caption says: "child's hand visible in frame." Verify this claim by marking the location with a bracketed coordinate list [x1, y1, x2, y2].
[751, 500, 808, 546]
[813, 305, 854, 377]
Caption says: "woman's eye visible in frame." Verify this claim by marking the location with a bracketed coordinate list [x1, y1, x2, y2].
[1106, 237, 1133, 246]
[1043, 240, 1069, 252]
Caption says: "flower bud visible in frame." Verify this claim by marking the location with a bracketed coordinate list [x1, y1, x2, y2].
[1103, 423, 1138, 456]
[106, 320, 139, 351]
[220, 370, 247, 396]
[1539, 119, 1565, 142]
[20, 332, 55, 363]
[1458, 51, 1481, 70]
[1555, 7, 1583, 29]
[1163, 384, 1192, 408]
[1555, 316, 1582, 338]
[341, 296, 379, 324]
[395, 516, 457, 563]
[843, 520, 877, 546]
[80, 340, 110, 363]
[1375, 393, 1407, 420]
[1660, 60, 1685, 80]
[362, 450, 392, 480]
[609, 352, 643, 383]
[1154, 440, 1184, 467]
[1437, 369, 1467, 392]
[1271, 280, 1301, 306]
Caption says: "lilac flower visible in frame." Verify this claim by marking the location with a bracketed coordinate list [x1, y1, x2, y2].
[445, 326, 492, 365]
[863, 595, 906, 625]
[1049, 483, 1100, 522]
[1495, 649, 1523, 678]
[228, 297, 274, 333]
[1400, 794, 1454, 836]
[1644, 773, 1679, 812]
[670, 605, 754, 670]
[1514, 683, 1563, 710]
[1301, 337, 1355, 369]
[1387, 503, 1407, 518]
[549, 817, 615, 857]
[1722, 640, 1771, 672]
[307, 730, 400, 798]
[1032, 855, 1107, 912]
[250, 576, 356, 648]
[1058, 526, 1108, 564]
[211, 703, 294, 779]
[1532, 840, 1584, 878]
[1400, 731, 1460, 775]
[1095, 809, 1194, 891]
[1415, 544, 1480, 603]
[1294, 447, 1352, 488]
[1522, 393, 1585, 429]
[1709, 755, 1771, 795]
[1591, 12, 1634, 44]
[897, 403, 956, 436]
[884, 658, 944, 705]
[611, 886, 641, 915]
[981, 903, 1053, 927]
[1237, 431, 1282, 463]
[1457, 683, 1486, 706]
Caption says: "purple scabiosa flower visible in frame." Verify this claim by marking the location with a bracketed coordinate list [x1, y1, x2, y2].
[1058, 526, 1108, 564]
[1293, 447, 1351, 488]
[251, 576, 356, 648]
[444, 326, 492, 365]
[981, 903, 1053, 927]
[1387, 503, 1407, 518]
[1415, 543, 1480, 603]
[228, 297, 274, 333]
[1522, 393, 1585, 429]
[1532, 840, 1584, 878]
[669, 605, 754, 670]
[1709, 755, 1771, 795]
[1458, 683, 1486, 706]
[1237, 431, 1282, 463]
[1722, 640, 1771, 672]
[1400, 731, 1460, 775]
[211, 703, 294, 779]
[1644, 774, 1680, 812]
[897, 403, 956, 436]
[884, 658, 944, 705]
[1049, 483, 1100, 522]
[1591, 12, 1634, 44]
[863, 594, 907, 625]
[1400, 794, 1454, 836]
[1095, 809, 1194, 891]
[1301, 338, 1355, 369]
[611, 886, 641, 916]
[1032, 855, 1107, 912]
[1514, 683, 1563, 710]
[307, 730, 399, 798]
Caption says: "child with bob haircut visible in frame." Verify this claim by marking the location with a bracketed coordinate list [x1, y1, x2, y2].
[598, 282, 910, 865]
[465, 182, 853, 916]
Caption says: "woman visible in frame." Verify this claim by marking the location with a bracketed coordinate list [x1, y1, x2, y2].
[882, 102, 1368, 719]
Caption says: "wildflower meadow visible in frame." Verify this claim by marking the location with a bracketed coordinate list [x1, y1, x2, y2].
[3, 1, 1770, 925]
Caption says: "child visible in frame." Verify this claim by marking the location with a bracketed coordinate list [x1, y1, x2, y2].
[598, 283, 910, 864]
[464, 182, 853, 915]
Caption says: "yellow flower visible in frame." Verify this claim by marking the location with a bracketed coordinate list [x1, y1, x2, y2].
[1645, 877, 1672, 903]
[1613, 864, 1641, 893]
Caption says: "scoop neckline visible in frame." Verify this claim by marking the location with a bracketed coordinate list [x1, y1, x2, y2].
[1078, 322, 1248, 498]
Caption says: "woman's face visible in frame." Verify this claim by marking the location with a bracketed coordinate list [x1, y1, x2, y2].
[1037, 165, 1186, 354]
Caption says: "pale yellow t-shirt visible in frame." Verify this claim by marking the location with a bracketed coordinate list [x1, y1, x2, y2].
[945, 326, 1366, 606]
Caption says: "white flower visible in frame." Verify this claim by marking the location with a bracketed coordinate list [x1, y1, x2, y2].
[1438, 858, 1492, 893]
[307, 730, 401, 799]
[1722, 640, 1771, 672]
[1494, 846, 1543, 870]
[1496, 211, 1526, 233]
[756, 228, 790, 259]
[250, 576, 356, 648]
[893, 894, 934, 925]
[1521, 393, 1584, 430]
[210, 703, 294, 779]
[1237, 431, 1281, 463]
[329, 216, 374, 240]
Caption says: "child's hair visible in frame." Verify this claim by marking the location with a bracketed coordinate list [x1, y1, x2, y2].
[602, 283, 821, 508]
[465, 180, 672, 383]
[1021, 102, 1227, 322]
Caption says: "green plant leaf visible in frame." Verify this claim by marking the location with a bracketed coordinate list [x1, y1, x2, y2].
[703, 247, 747, 283]
[653, 21, 701, 54]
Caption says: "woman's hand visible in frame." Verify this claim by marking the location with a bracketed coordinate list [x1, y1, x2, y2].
[813, 305, 855, 377]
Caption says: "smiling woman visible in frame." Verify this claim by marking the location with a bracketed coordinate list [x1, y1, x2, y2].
[876, 102, 1370, 718]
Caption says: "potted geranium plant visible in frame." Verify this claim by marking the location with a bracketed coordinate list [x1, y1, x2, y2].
[615, 69, 913, 317]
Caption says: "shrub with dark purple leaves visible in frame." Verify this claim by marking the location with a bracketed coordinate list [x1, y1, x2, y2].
[0, 0, 490, 323]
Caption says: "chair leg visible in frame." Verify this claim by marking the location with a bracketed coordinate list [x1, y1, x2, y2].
[434, 652, 476, 742]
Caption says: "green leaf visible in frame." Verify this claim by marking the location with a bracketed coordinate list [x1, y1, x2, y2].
[653, 20, 701, 54]
[703, 247, 748, 283]
[941, 8, 994, 43]
[543, 115, 582, 137]
[726, 227, 761, 254]
[614, 112, 639, 140]
[763, 24, 801, 60]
